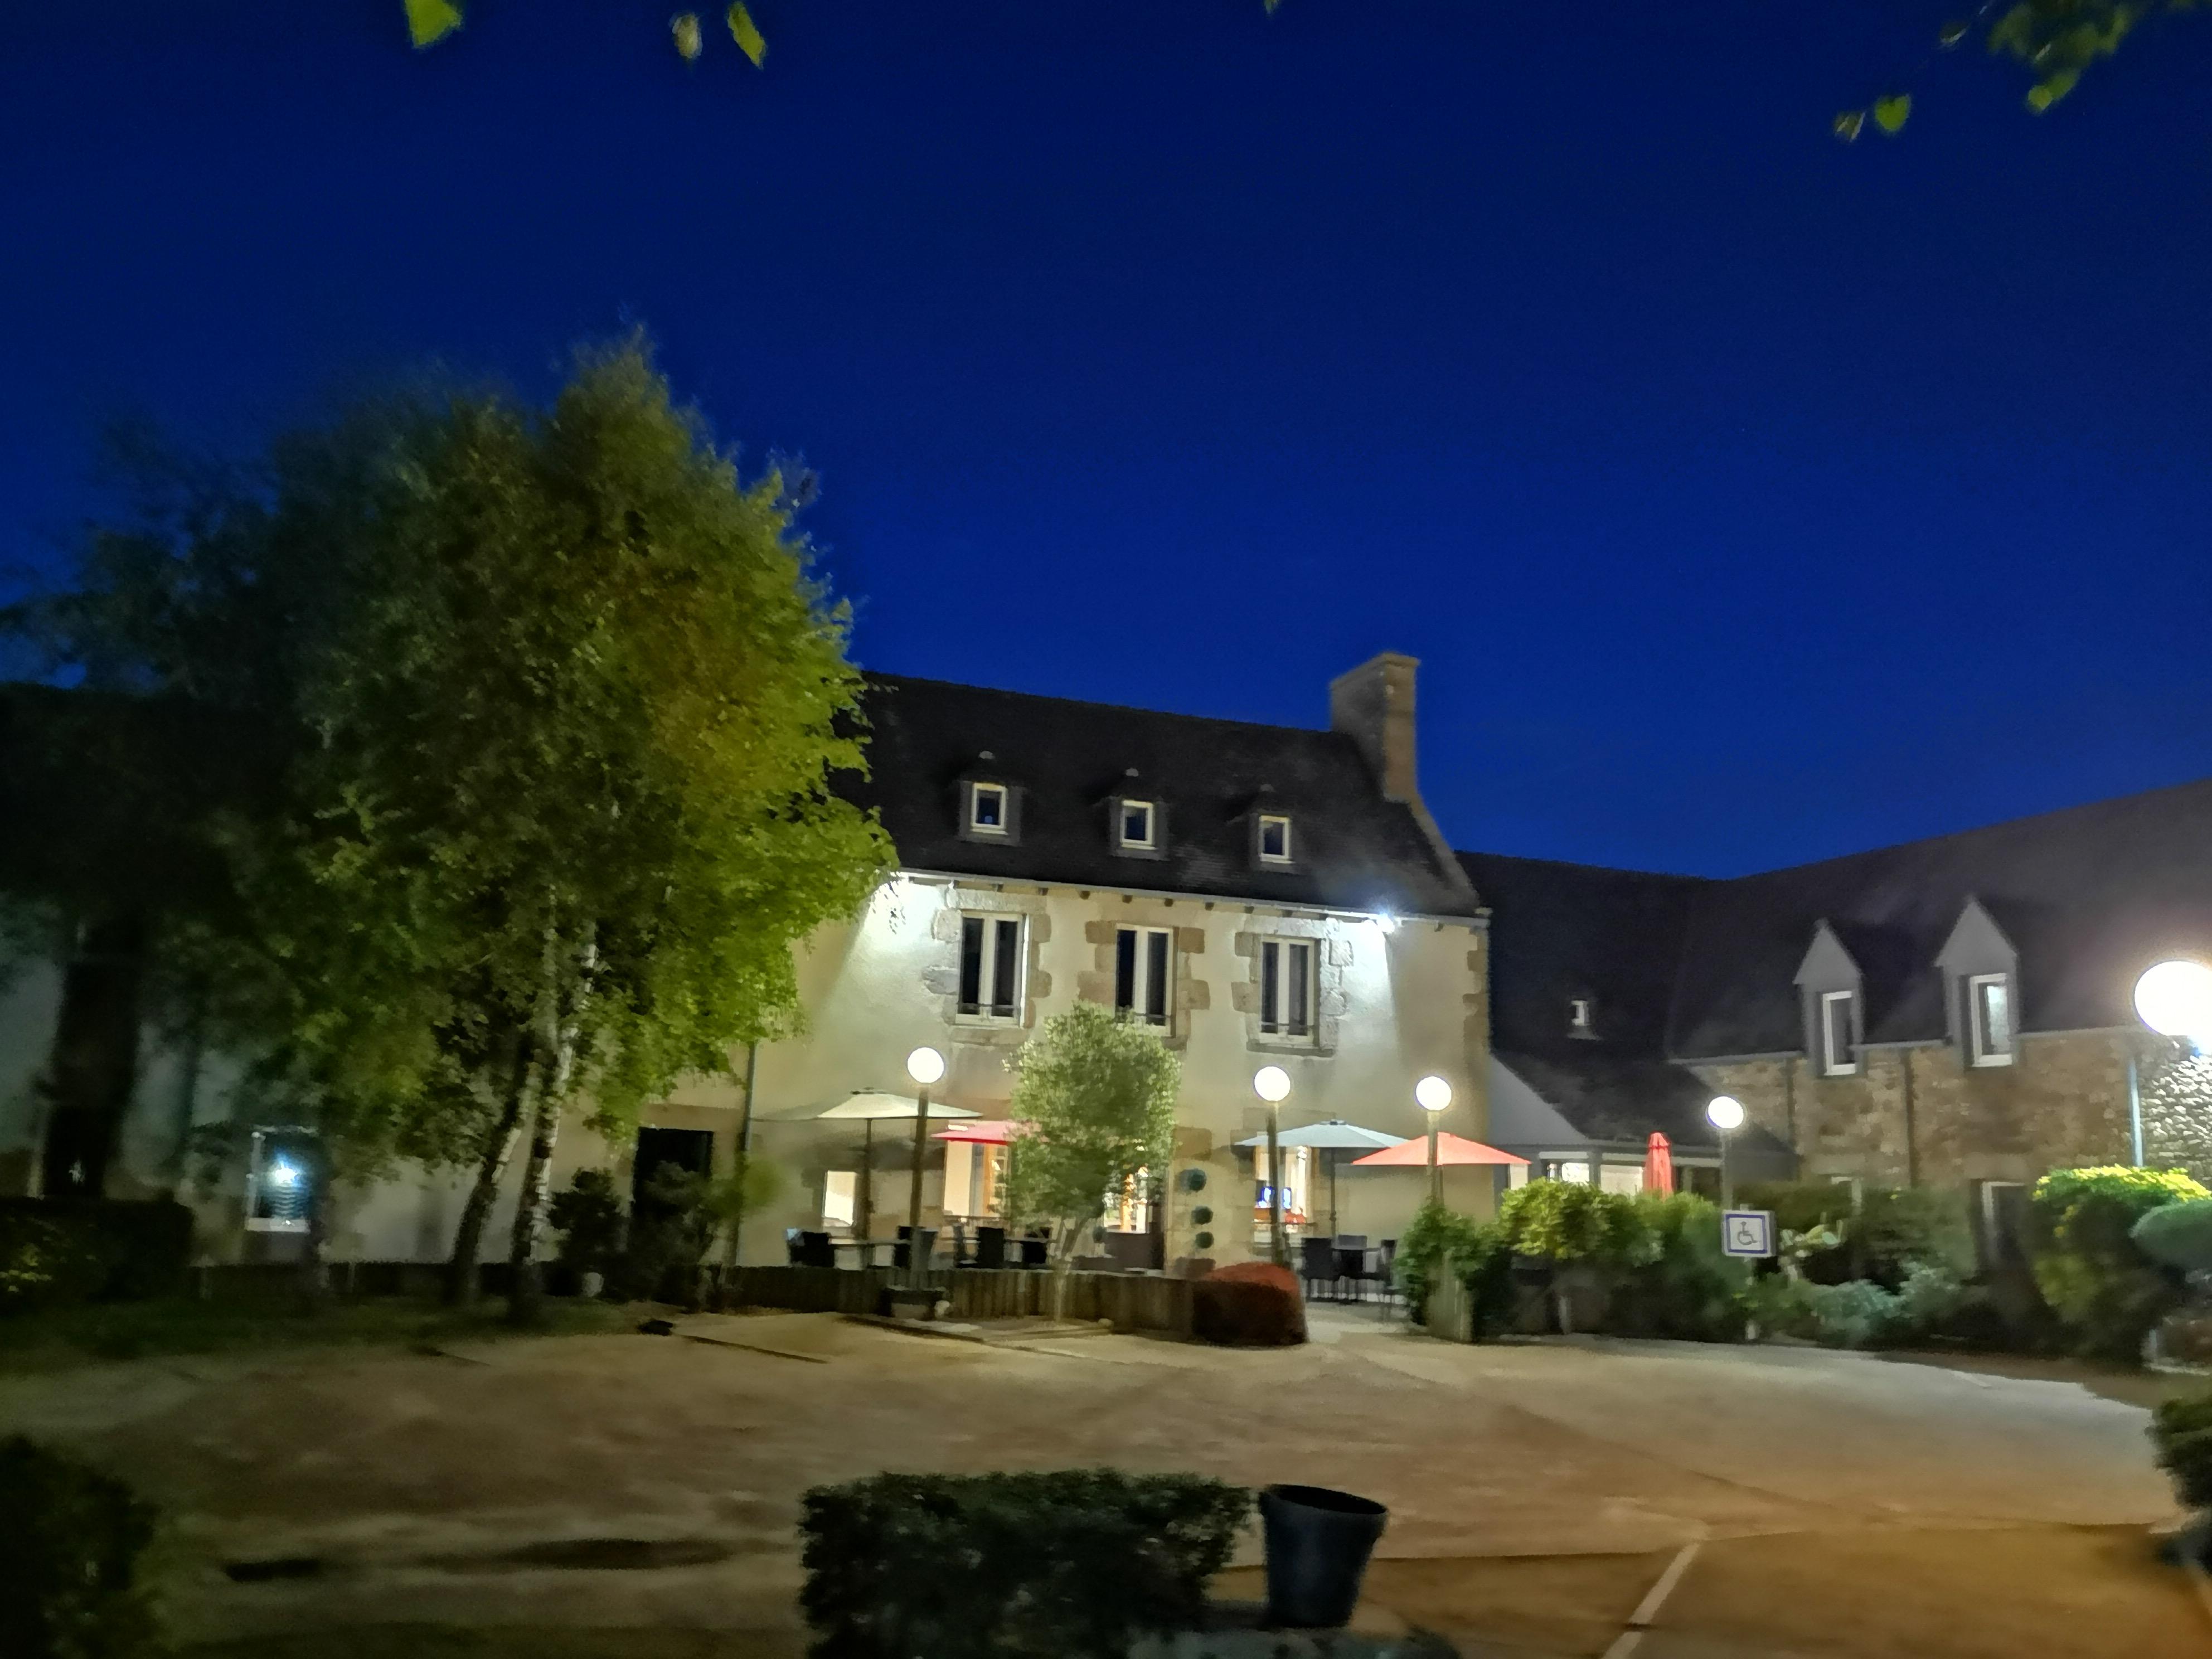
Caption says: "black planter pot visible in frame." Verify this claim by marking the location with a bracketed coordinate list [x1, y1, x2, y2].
[1258, 1483, 1389, 1629]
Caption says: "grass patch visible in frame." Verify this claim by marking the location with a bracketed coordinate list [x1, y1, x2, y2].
[180, 1628, 793, 1659]
[0, 1294, 630, 1373]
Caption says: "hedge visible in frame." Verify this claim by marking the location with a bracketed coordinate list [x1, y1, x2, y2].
[798, 1470, 1250, 1659]
[0, 1437, 162, 1659]
[2152, 1390, 2212, 1512]
[1191, 1261, 1306, 1346]
[0, 1200, 195, 1313]
[2029, 1166, 2208, 1361]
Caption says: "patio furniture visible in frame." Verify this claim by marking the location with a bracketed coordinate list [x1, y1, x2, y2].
[1018, 1236, 1048, 1268]
[1300, 1235, 1341, 1299]
[892, 1226, 938, 1270]
[1334, 1235, 1376, 1301]
[1234, 1119, 1408, 1238]
[794, 1230, 836, 1268]
[974, 1226, 1007, 1270]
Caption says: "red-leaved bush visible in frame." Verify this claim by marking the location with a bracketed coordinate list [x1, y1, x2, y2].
[1191, 1260, 1307, 1346]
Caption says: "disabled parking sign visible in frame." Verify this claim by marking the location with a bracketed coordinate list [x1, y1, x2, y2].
[1721, 1210, 1776, 1259]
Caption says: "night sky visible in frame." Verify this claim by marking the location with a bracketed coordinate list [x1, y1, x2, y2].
[6, 3, 2210, 877]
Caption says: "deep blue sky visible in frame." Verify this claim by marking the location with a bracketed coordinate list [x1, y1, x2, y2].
[5, 3, 2210, 876]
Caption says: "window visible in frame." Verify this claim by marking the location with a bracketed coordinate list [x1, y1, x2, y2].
[1115, 925, 1172, 1027]
[244, 1129, 317, 1233]
[958, 914, 1024, 1019]
[1257, 813, 1293, 863]
[1118, 799, 1155, 850]
[1968, 973, 2014, 1067]
[969, 782, 1008, 835]
[1569, 997, 1595, 1037]
[1819, 989, 1858, 1076]
[823, 1170, 858, 1231]
[1259, 938, 1314, 1039]
[1977, 1180, 2029, 1268]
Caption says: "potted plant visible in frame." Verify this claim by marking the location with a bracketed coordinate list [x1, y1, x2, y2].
[1257, 1483, 1389, 1628]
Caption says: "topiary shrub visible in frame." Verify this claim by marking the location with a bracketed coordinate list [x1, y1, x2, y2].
[0, 1437, 162, 1659]
[1191, 1261, 1306, 1346]
[2132, 1199, 2212, 1279]
[1497, 1178, 1647, 1265]
[548, 1169, 626, 1288]
[2029, 1166, 2208, 1361]
[799, 1469, 1250, 1659]
[2151, 1390, 2212, 1512]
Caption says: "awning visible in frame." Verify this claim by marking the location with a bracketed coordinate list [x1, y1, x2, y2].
[802, 1089, 979, 1123]
[933, 1119, 1026, 1144]
[1348, 1132, 1530, 1167]
[1233, 1119, 1408, 1151]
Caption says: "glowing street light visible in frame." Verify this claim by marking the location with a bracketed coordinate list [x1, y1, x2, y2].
[1707, 1094, 1744, 1206]
[1254, 1066, 1291, 1265]
[1415, 1075, 1452, 1203]
[2135, 961, 2212, 1047]
[904, 1047, 947, 1284]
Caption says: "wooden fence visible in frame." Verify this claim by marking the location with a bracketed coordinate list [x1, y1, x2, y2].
[715, 1264, 1195, 1336]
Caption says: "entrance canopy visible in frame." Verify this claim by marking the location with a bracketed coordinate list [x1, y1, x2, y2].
[1233, 1119, 1408, 1152]
[1348, 1132, 1529, 1167]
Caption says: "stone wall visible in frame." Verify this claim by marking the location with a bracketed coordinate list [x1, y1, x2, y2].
[1695, 1031, 2145, 1191]
[2137, 1042, 2212, 1184]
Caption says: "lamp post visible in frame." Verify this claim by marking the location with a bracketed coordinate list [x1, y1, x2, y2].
[1254, 1065, 1291, 1266]
[905, 1046, 946, 1285]
[1415, 1075, 1452, 1206]
[2132, 961, 2212, 1167]
[1706, 1094, 1744, 1207]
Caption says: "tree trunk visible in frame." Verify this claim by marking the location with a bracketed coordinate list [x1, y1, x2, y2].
[443, 1036, 534, 1307]
[36, 913, 147, 1197]
[506, 1094, 561, 1325]
[297, 1144, 333, 1311]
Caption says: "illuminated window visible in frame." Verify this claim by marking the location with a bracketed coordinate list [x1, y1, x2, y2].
[1257, 814, 1293, 864]
[1115, 926, 1172, 1027]
[1968, 973, 2014, 1066]
[1569, 997, 1595, 1037]
[1119, 800, 1155, 850]
[1820, 989, 1858, 1076]
[244, 1129, 317, 1233]
[823, 1170, 857, 1232]
[969, 782, 1008, 835]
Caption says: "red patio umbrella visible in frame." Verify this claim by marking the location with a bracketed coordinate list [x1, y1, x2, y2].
[1346, 1132, 1529, 1167]
[932, 1119, 1027, 1144]
[1642, 1131, 1675, 1196]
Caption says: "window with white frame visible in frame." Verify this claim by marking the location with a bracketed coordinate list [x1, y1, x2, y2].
[244, 1128, 317, 1233]
[1115, 925, 1172, 1027]
[968, 782, 1009, 835]
[1819, 989, 1858, 1076]
[1118, 799, 1156, 851]
[1258, 938, 1315, 1039]
[1967, 973, 2014, 1066]
[1257, 813, 1293, 863]
[1569, 997, 1595, 1037]
[822, 1170, 858, 1232]
[958, 914, 1024, 1020]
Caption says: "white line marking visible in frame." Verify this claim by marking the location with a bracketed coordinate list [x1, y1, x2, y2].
[1599, 1629, 1645, 1659]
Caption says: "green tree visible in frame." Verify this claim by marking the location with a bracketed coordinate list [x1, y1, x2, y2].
[1002, 1003, 1180, 1317]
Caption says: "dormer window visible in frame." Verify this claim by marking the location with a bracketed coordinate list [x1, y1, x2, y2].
[1119, 799, 1155, 850]
[1819, 989, 1859, 1076]
[970, 782, 1007, 833]
[1257, 814, 1293, 864]
[1569, 997, 1595, 1038]
[1968, 973, 2014, 1066]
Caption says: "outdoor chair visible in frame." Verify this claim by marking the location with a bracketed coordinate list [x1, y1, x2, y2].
[784, 1229, 804, 1266]
[1300, 1235, 1341, 1299]
[892, 1226, 938, 1271]
[1334, 1235, 1372, 1301]
[797, 1230, 836, 1268]
[1018, 1236, 1049, 1268]
[975, 1226, 1007, 1270]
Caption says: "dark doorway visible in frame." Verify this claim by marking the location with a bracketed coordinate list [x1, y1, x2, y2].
[633, 1127, 715, 1214]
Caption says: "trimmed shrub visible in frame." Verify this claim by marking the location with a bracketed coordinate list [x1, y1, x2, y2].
[1612, 1194, 1748, 1341]
[2151, 1390, 2212, 1511]
[799, 1469, 1250, 1659]
[0, 1201, 193, 1313]
[2030, 1166, 2208, 1361]
[548, 1170, 625, 1286]
[0, 1437, 162, 1659]
[2133, 1199, 2212, 1278]
[1497, 1178, 1647, 1264]
[1192, 1261, 1306, 1345]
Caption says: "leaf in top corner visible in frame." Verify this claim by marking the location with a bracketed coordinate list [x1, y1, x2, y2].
[1873, 94, 1912, 134]
[672, 12, 704, 61]
[727, 3, 767, 66]
[405, 0, 464, 50]
[1938, 18, 1970, 47]
[1833, 109, 1866, 142]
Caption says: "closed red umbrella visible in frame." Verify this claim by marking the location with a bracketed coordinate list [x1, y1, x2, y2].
[1642, 1131, 1675, 1196]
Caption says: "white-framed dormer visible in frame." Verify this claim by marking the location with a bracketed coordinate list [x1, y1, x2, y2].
[1257, 813, 1294, 865]
[1108, 772, 1166, 861]
[1795, 920, 1863, 1077]
[968, 781, 1009, 835]
[958, 756, 1021, 846]
[1938, 897, 2019, 1069]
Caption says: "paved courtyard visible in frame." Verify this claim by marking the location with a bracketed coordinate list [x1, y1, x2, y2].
[1, 1302, 2205, 1657]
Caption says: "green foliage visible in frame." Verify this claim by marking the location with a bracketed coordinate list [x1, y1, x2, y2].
[2132, 1199, 2212, 1276]
[2151, 1390, 2212, 1510]
[1735, 1182, 1972, 1287]
[798, 1469, 1250, 1659]
[1393, 1199, 1488, 1320]
[0, 1437, 162, 1659]
[2030, 1166, 2207, 1361]
[547, 1170, 625, 1281]
[405, 0, 463, 48]
[1002, 1005, 1179, 1258]
[1613, 1193, 1749, 1341]
[1191, 1262, 1306, 1346]
[1497, 1178, 1649, 1265]
[0, 1202, 193, 1314]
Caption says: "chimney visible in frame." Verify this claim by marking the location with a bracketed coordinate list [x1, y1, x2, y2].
[1329, 652, 1421, 803]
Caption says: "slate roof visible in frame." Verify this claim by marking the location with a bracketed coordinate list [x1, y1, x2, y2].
[846, 673, 1479, 917]
[1454, 851, 1720, 1147]
[1667, 778, 2212, 1058]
